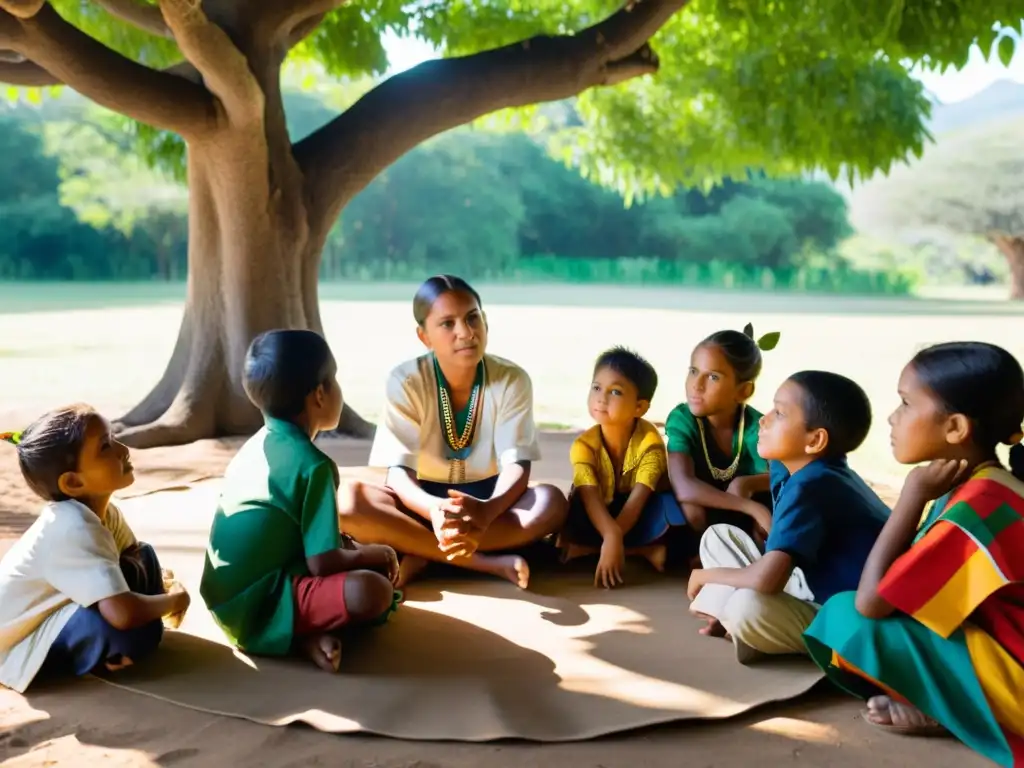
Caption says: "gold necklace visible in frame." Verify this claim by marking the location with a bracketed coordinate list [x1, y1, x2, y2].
[439, 378, 480, 451]
[696, 408, 745, 482]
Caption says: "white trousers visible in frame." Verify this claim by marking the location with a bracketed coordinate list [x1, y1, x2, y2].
[690, 524, 819, 662]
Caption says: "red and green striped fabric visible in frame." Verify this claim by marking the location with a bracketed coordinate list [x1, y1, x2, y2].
[804, 467, 1024, 767]
[879, 466, 1024, 641]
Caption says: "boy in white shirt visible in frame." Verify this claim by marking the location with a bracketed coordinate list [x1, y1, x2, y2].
[0, 405, 189, 693]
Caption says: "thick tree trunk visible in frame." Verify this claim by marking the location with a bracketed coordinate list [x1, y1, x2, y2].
[116, 143, 374, 448]
[993, 235, 1024, 301]
[114, 38, 372, 448]
[1, 0, 685, 448]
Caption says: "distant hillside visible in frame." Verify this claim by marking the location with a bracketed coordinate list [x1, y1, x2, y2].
[843, 102, 1023, 293]
[847, 79, 1024, 230]
[926, 79, 1024, 136]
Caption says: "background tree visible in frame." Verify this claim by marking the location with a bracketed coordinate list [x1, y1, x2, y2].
[845, 115, 1024, 299]
[0, 111, 116, 279]
[0, 0, 1018, 447]
[45, 109, 189, 279]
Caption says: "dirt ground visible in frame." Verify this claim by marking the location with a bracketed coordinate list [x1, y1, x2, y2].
[0, 434, 988, 768]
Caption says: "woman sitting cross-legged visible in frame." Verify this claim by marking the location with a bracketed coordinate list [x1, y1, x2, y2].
[338, 275, 568, 589]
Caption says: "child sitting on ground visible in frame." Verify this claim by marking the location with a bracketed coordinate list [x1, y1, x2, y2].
[687, 371, 889, 663]
[666, 325, 779, 539]
[0, 405, 189, 693]
[200, 329, 401, 674]
[561, 347, 685, 588]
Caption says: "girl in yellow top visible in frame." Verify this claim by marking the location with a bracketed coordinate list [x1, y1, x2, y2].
[561, 347, 686, 588]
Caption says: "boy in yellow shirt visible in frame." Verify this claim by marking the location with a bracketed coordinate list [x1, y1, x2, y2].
[561, 347, 686, 588]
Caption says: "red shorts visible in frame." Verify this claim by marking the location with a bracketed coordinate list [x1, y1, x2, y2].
[292, 572, 350, 636]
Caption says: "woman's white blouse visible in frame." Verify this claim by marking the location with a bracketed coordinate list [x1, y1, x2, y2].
[368, 353, 542, 483]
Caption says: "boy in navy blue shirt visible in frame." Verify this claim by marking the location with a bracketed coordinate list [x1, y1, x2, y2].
[687, 370, 889, 663]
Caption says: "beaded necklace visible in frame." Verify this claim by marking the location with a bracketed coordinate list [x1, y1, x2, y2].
[433, 355, 484, 483]
[695, 406, 745, 483]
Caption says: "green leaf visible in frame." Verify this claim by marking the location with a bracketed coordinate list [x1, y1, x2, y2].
[757, 332, 781, 351]
[743, 322, 754, 338]
[997, 35, 1016, 68]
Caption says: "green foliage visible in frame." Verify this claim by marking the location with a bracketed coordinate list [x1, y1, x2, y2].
[333, 126, 869, 282]
[51, 0, 181, 66]
[997, 34, 1017, 67]
[756, 331, 781, 352]
[0, 94, 936, 295]
[340, 131, 526, 276]
[0, 108, 185, 280]
[25, 0, 1017, 198]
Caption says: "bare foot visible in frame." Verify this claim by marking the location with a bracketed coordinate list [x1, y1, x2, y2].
[396, 555, 429, 588]
[301, 634, 342, 673]
[562, 543, 597, 563]
[639, 544, 667, 573]
[863, 696, 947, 735]
[475, 554, 530, 589]
[698, 618, 728, 638]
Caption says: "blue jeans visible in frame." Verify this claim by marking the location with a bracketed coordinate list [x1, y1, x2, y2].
[41, 542, 165, 678]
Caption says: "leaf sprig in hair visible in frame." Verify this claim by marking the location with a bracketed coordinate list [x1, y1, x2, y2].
[743, 323, 781, 352]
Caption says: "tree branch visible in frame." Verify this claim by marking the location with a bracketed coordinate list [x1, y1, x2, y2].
[12, 3, 215, 135]
[159, 0, 263, 126]
[94, 0, 172, 39]
[0, 54, 57, 85]
[260, 0, 344, 45]
[294, 0, 686, 228]
[0, 0, 43, 20]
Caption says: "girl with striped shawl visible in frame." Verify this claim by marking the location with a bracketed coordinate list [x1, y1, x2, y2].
[804, 341, 1024, 767]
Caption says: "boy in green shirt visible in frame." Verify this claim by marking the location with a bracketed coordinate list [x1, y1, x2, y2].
[200, 330, 400, 673]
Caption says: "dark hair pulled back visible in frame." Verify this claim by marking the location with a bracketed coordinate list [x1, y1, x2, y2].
[412, 275, 482, 327]
[910, 341, 1024, 481]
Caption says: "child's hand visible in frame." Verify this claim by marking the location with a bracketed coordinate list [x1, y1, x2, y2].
[432, 499, 486, 560]
[904, 459, 970, 503]
[161, 568, 177, 592]
[360, 544, 400, 585]
[727, 476, 752, 499]
[686, 568, 706, 601]
[429, 505, 473, 559]
[446, 489, 487, 526]
[595, 532, 625, 589]
[164, 580, 190, 629]
[743, 500, 773, 534]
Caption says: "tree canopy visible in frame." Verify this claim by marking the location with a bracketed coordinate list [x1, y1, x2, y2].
[847, 113, 1024, 297]
[3, 0, 1021, 447]
[2, 0, 1020, 198]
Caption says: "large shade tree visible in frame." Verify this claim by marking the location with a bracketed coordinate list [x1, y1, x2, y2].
[848, 115, 1024, 299]
[0, 0, 1019, 447]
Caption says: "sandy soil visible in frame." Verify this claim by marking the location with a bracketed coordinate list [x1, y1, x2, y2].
[0, 433, 987, 768]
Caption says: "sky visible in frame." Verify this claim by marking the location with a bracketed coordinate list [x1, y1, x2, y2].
[383, 33, 1024, 105]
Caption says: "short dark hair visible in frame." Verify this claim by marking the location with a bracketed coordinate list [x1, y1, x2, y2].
[701, 330, 762, 383]
[2, 404, 97, 502]
[412, 275, 482, 327]
[911, 342, 1024, 481]
[243, 330, 336, 421]
[788, 371, 872, 458]
[593, 346, 658, 402]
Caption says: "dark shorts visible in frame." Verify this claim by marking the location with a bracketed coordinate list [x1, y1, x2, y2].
[41, 543, 165, 679]
[389, 476, 500, 529]
[563, 489, 686, 547]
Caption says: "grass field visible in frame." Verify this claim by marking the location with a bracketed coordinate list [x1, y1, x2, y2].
[1, 282, 1022, 488]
